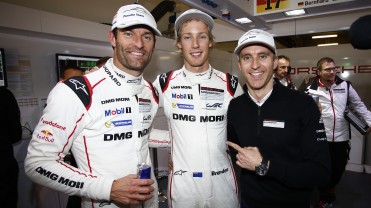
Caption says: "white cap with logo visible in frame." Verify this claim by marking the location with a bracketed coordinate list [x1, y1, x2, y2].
[234, 29, 276, 56]
[174, 9, 214, 35]
[111, 4, 162, 36]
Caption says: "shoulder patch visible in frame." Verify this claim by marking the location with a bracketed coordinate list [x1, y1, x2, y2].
[159, 71, 174, 93]
[226, 73, 239, 96]
[63, 76, 92, 109]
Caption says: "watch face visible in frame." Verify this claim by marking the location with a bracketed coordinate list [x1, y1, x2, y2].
[256, 159, 268, 176]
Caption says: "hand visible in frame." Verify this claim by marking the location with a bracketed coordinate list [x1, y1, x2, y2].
[110, 174, 154, 205]
[226, 141, 263, 171]
[367, 126, 371, 134]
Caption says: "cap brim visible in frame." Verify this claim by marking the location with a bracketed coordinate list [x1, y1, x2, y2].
[113, 21, 162, 36]
[234, 41, 276, 56]
[175, 13, 214, 33]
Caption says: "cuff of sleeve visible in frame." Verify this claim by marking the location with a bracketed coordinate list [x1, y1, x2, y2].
[87, 177, 115, 201]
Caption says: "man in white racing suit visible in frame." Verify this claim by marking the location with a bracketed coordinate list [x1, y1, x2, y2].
[152, 9, 242, 208]
[306, 57, 371, 208]
[25, 4, 163, 208]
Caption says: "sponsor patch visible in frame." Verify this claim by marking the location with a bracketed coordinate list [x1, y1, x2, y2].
[200, 87, 224, 100]
[204, 103, 223, 110]
[192, 172, 203, 178]
[36, 130, 54, 143]
[105, 120, 132, 128]
[139, 98, 152, 113]
[172, 93, 193, 100]
[175, 103, 194, 110]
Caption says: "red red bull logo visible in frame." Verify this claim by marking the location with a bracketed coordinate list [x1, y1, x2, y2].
[37, 130, 54, 143]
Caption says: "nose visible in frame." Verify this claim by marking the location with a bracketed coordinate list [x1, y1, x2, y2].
[251, 57, 261, 69]
[191, 37, 199, 48]
[133, 35, 144, 48]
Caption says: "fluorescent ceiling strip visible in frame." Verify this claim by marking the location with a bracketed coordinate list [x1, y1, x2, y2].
[318, 43, 339, 47]
[312, 34, 338, 39]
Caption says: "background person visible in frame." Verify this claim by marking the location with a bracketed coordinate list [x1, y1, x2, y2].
[273, 55, 297, 90]
[306, 57, 371, 208]
[227, 29, 331, 208]
[152, 8, 242, 208]
[59, 65, 84, 81]
[25, 4, 162, 208]
[0, 87, 22, 208]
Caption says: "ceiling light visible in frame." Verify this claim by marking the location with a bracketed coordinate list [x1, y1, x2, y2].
[235, 17, 252, 24]
[312, 34, 338, 39]
[284, 9, 306, 16]
[318, 43, 339, 47]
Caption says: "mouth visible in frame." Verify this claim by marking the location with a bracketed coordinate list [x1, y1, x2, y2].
[190, 51, 202, 57]
[130, 51, 145, 57]
[250, 71, 263, 78]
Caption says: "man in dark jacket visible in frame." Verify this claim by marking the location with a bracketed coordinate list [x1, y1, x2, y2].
[0, 87, 22, 208]
[226, 29, 331, 208]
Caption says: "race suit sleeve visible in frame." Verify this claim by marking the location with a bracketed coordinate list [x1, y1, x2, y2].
[234, 83, 244, 98]
[148, 128, 170, 148]
[24, 83, 114, 200]
[348, 84, 371, 126]
[266, 96, 331, 188]
[147, 76, 171, 148]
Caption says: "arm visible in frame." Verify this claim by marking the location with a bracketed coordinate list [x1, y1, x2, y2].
[148, 128, 170, 148]
[24, 83, 113, 200]
[228, 96, 331, 188]
[148, 76, 171, 148]
[348, 84, 371, 127]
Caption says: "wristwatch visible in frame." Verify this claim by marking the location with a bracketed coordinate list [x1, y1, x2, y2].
[255, 158, 269, 176]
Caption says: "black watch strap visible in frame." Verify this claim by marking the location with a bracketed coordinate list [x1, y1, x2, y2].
[255, 158, 269, 176]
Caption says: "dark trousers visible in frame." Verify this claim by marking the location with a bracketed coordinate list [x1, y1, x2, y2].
[318, 141, 350, 202]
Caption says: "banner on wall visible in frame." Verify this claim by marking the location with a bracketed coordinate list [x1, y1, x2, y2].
[254, 0, 354, 16]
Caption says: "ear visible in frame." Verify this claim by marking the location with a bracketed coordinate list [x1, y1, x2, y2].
[273, 56, 278, 70]
[109, 31, 116, 48]
[176, 41, 182, 49]
[209, 41, 213, 48]
[238, 60, 242, 72]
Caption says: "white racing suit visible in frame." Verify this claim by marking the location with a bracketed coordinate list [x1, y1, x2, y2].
[25, 59, 160, 208]
[153, 66, 242, 208]
[306, 76, 371, 142]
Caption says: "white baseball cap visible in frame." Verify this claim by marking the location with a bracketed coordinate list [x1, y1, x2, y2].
[175, 9, 214, 35]
[111, 4, 162, 36]
[234, 29, 276, 56]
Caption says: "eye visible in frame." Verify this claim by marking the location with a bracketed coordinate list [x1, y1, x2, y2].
[143, 34, 153, 41]
[242, 56, 252, 62]
[199, 34, 208, 40]
[123, 31, 133, 38]
[259, 54, 268, 60]
[181, 34, 191, 40]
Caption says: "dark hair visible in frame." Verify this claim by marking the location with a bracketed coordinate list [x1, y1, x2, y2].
[316, 57, 334, 71]
[60, 65, 83, 79]
[277, 55, 290, 62]
[96, 56, 111, 67]
[274, 55, 291, 72]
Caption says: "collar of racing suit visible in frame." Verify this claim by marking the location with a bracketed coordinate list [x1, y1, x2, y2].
[105, 59, 145, 96]
[181, 65, 213, 86]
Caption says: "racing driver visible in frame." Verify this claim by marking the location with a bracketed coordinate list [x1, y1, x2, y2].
[25, 4, 164, 208]
[153, 9, 243, 208]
